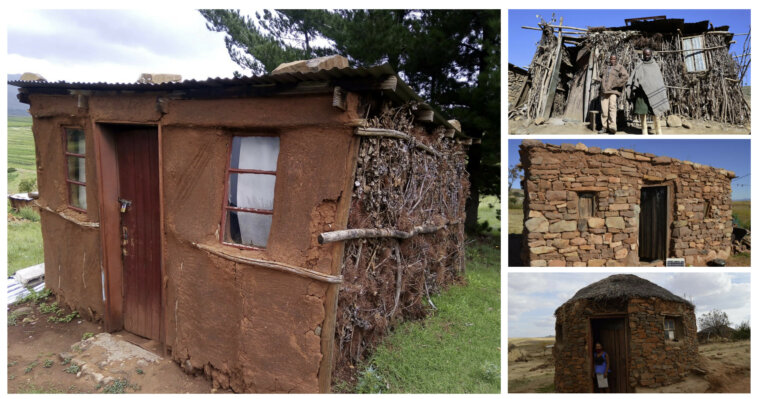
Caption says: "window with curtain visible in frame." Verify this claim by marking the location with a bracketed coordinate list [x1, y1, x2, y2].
[222, 136, 280, 248]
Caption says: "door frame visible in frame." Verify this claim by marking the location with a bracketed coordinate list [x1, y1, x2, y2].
[588, 314, 630, 393]
[93, 121, 166, 348]
[639, 182, 674, 261]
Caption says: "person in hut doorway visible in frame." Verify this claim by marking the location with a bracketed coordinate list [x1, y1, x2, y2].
[598, 54, 628, 134]
[628, 48, 670, 135]
[594, 342, 610, 393]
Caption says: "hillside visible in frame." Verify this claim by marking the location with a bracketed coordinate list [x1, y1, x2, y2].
[7, 73, 29, 116]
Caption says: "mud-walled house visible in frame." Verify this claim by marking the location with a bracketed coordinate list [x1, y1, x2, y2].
[9, 55, 471, 393]
[512, 15, 750, 128]
[554, 274, 698, 393]
[519, 140, 734, 266]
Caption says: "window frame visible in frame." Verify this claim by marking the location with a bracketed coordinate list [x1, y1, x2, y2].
[62, 126, 87, 213]
[219, 133, 280, 250]
[682, 35, 709, 73]
[663, 316, 682, 341]
[578, 192, 597, 218]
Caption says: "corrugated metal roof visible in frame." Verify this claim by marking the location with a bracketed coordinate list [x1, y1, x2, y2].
[8, 63, 398, 91]
[8, 63, 463, 134]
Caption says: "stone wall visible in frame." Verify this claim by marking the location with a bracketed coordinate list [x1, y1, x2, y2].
[626, 298, 697, 388]
[520, 140, 735, 266]
[553, 298, 697, 392]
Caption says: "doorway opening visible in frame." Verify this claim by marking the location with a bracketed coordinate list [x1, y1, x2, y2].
[590, 317, 630, 393]
[639, 186, 668, 262]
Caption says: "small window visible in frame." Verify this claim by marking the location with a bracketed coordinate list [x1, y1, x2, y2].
[682, 35, 708, 72]
[579, 192, 597, 218]
[64, 128, 86, 211]
[704, 199, 712, 219]
[222, 136, 279, 248]
[664, 316, 683, 341]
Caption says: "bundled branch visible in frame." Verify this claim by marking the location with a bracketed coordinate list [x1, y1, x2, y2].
[332, 102, 469, 384]
[514, 23, 750, 125]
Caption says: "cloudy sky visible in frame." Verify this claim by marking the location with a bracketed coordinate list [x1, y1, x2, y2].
[7, 9, 243, 83]
[508, 272, 750, 338]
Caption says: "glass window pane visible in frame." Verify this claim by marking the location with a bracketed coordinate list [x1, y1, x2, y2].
[66, 128, 86, 154]
[69, 183, 86, 210]
[67, 156, 86, 183]
[224, 211, 272, 247]
[228, 173, 276, 210]
[230, 136, 279, 171]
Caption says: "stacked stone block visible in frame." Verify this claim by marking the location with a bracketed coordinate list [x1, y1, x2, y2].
[553, 298, 697, 392]
[520, 140, 735, 266]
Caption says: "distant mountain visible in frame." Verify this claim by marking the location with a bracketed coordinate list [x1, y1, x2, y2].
[8, 74, 29, 116]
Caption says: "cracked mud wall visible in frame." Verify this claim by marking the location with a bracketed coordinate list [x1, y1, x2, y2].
[27, 91, 361, 393]
[160, 95, 359, 392]
[28, 97, 105, 320]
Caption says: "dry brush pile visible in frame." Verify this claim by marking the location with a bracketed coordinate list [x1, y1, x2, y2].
[332, 103, 470, 383]
[516, 27, 749, 125]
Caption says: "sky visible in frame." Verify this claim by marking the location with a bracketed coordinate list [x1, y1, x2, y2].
[508, 272, 751, 338]
[6, 9, 242, 83]
[508, 9, 751, 84]
[507, 139, 751, 200]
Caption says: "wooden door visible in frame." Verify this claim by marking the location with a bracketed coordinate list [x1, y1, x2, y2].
[639, 186, 667, 261]
[115, 127, 161, 340]
[592, 318, 630, 393]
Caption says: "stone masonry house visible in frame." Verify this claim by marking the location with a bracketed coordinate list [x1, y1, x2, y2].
[519, 140, 735, 266]
[554, 274, 698, 392]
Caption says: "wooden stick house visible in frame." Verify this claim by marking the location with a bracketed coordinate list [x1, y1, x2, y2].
[511, 15, 750, 127]
[9, 55, 471, 393]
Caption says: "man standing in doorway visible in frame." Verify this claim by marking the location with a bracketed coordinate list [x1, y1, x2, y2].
[628, 48, 670, 135]
[599, 54, 628, 134]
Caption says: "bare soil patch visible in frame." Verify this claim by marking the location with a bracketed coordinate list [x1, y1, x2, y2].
[7, 298, 214, 393]
[507, 338, 750, 393]
[509, 119, 750, 135]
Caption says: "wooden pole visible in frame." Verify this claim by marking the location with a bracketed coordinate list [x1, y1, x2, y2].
[355, 127, 442, 157]
[318, 219, 463, 244]
[540, 17, 564, 120]
[192, 242, 343, 284]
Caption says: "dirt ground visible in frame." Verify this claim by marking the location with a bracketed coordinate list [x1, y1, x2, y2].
[7, 297, 214, 394]
[508, 118, 750, 135]
[507, 337, 750, 393]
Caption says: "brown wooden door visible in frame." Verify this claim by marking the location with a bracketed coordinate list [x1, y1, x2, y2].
[115, 127, 161, 340]
[639, 186, 667, 261]
[591, 318, 630, 393]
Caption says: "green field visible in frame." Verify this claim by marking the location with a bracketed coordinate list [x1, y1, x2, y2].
[352, 236, 500, 393]
[7, 116, 37, 194]
[478, 195, 501, 235]
[732, 200, 751, 229]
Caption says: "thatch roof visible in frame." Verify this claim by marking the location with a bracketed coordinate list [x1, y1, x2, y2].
[559, 274, 694, 310]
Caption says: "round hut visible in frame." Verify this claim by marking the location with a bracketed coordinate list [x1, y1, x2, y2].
[553, 274, 697, 393]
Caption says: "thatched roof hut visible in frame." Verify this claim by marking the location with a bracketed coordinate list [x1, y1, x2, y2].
[512, 15, 750, 128]
[564, 274, 694, 306]
[553, 274, 698, 392]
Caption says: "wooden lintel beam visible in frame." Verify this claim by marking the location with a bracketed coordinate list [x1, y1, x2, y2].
[414, 109, 435, 123]
[332, 86, 347, 111]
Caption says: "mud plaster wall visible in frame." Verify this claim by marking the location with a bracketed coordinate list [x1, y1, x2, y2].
[27, 92, 361, 393]
[553, 298, 697, 392]
[520, 140, 734, 266]
[159, 95, 359, 393]
[28, 98, 105, 320]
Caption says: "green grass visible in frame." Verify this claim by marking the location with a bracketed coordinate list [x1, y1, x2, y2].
[7, 116, 36, 194]
[354, 236, 500, 393]
[477, 195, 501, 235]
[508, 208, 522, 234]
[732, 200, 751, 229]
[7, 219, 44, 276]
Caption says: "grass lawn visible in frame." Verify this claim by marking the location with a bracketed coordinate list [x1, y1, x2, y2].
[8, 116, 36, 194]
[352, 235, 500, 393]
[7, 217, 44, 276]
[508, 208, 522, 234]
[478, 195, 501, 235]
[732, 200, 750, 229]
